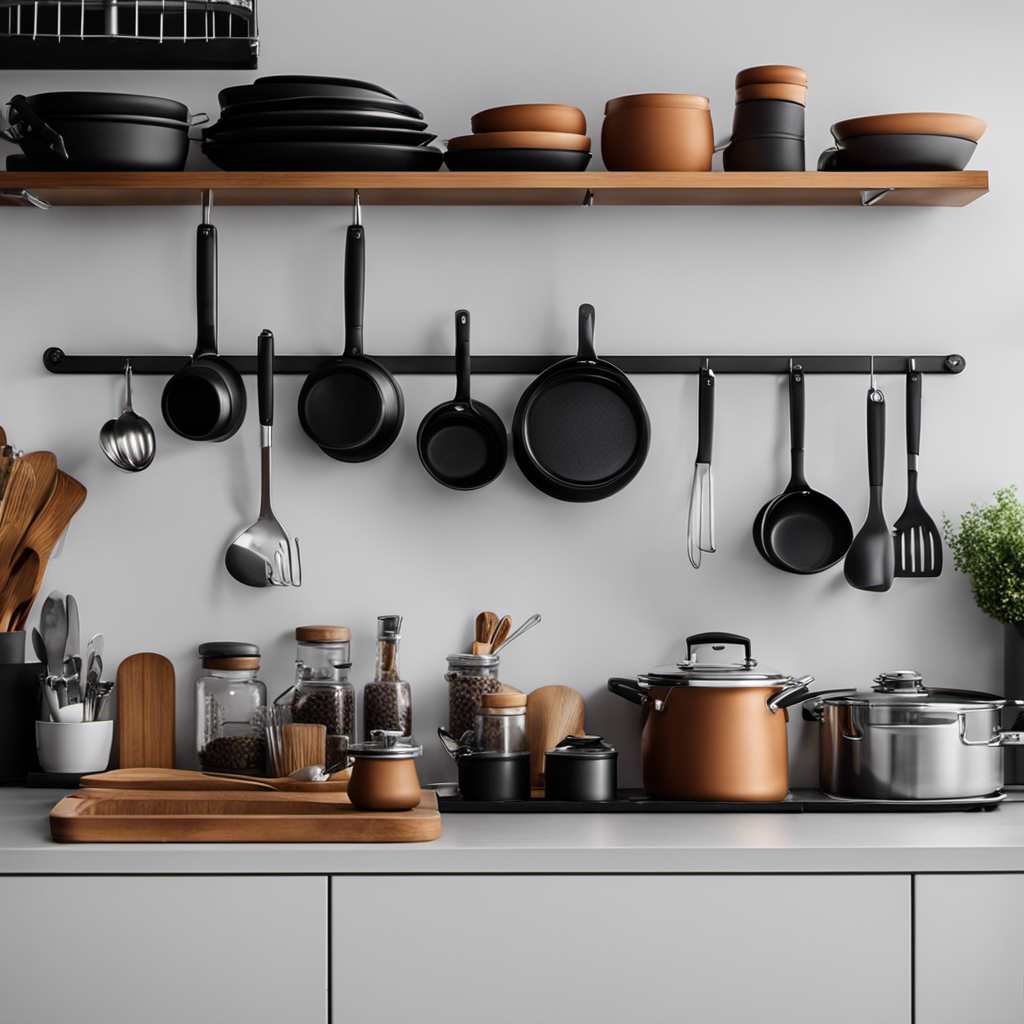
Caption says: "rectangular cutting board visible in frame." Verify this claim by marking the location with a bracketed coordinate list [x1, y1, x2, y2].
[51, 788, 441, 843]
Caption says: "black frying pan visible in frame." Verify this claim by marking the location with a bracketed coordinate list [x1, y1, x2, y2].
[417, 311, 508, 490]
[512, 305, 650, 502]
[754, 364, 853, 572]
[161, 215, 247, 442]
[297, 212, 404, 462]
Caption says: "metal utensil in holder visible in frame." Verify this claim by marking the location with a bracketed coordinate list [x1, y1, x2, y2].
[0, 0, 258, 68]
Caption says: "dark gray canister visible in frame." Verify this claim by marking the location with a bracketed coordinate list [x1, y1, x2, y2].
[0, 632, 42, 781]
[544, 735, 618, 801]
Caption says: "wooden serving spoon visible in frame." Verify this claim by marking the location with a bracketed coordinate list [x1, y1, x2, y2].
[475, 611, 498, 644]
[0, 460, 38, 569]
[526, 685, 586, 790]
[490, 615, 512, 650]
[17, 451, 59, 529]
[0, 549, 40, 631]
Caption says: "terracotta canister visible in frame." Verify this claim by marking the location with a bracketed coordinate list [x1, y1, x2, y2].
[347, 730, 422, 811]
[601, 94, 713, 171]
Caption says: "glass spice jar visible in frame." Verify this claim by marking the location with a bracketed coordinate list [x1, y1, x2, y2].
[290, 625, 355, 766]
[446, 653, 500, 742]
[473, 691, 528, 753]
[195, 642, 267, 774]
[363, 615, 412, 741]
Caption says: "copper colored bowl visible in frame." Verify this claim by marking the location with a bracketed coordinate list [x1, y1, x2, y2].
[347, 756, 422, 811]
[735, 64, 808, 88]
[471, 103, 586, 135]
[447, 131, 592, 152]
[601, 94, 713, 171]
[831, 112, 986, 142]
[735, 83, 807, 105]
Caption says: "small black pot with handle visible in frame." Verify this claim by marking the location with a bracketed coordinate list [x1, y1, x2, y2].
[438, 728, 531, 801]
[544, 735, 618, 801]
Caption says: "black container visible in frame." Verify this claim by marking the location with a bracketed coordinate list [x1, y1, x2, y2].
[457, 750, 531, 801]
[834, 133, 976, 172]
[723, 133, 805, 171]
[731, 99, 805, 140]
[544, 736, 618, 802]
[0, 632, 42, 782]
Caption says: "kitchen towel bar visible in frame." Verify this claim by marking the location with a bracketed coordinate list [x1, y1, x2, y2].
[43, 349, 966, 376]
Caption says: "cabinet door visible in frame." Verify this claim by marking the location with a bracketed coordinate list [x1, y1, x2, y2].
[917, 874, 1024, 1024]
[0, 876, 327, 1024]
[332, 875, 910, 1024]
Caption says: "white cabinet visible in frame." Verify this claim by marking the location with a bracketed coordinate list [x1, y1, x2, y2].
[916, 874, 1024, 1024]
[332, 874, 910, 1024]
[0, 876, 327, 1024]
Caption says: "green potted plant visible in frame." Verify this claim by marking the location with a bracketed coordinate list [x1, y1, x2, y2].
[944, 487, 1024, 783]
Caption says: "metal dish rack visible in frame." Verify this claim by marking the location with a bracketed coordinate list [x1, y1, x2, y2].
[0, 0, 258, 68]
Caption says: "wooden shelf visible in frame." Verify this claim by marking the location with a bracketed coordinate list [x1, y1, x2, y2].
[0, 170, 989, 208]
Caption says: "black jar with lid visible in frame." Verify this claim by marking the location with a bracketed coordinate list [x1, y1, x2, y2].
[544, 735, 618, 801]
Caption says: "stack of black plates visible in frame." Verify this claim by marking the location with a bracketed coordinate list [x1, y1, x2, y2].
[201, 76, 443, 171]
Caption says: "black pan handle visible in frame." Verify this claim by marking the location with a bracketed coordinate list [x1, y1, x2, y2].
[686, 632, 751, 662]
[696, 362, 715, 464]
[454, 309, 473, 404]
[344, 224, 365, 358]
[4, 95, 69, 159]
[258, 329, 274, 427]
[788, 363, 807, 490]
[867, 387, 885, 488]
[577, 303, 597, 362]
[906, 365, 921, 457]
[607, 677, 646, 706]
[195, 223, 218, 359]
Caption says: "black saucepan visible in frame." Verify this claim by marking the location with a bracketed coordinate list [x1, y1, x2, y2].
[255, 75, 400, 100]
[209, 107, 428, 132]
[512, 304, 650, 502]
[202, 140, 443, 172]
[754, 365, 852, 572]
[220, 92, 424, 122]
[417, 311, 508, 490]
[203, 125, 436, 147]
[162, 219, 247, 442]
[297, 217, 404, 462]
[16, 90, 190, 121]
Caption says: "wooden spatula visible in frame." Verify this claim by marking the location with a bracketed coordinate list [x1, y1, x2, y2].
[526, 685, 586, 790]
[0, 459, 38, 568]
[17, 451, 58, 526]
[0, 549, 40, 631]
[490, 615, 512, 650]
[475, 611, 498, 644]
[117, 653, 176, 768]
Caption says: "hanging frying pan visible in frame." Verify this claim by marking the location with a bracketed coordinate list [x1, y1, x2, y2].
[417, 311, 508, 490]
[512, 305, 650, 502]
[297, 199, 404, 462]
[161, 198, 247, 442]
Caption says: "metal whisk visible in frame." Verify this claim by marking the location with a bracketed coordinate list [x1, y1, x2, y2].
[687, 359, 716, 569]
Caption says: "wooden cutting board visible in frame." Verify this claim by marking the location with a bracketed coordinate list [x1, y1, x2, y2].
[82, 768, 350, 793]
[116, 653, 176, 768]
[50, 788, 441, 843]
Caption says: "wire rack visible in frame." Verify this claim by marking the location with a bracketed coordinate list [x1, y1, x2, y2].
[0, 0, 258, 67]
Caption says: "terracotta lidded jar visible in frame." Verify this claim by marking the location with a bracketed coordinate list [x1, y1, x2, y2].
[347, 730, 423, 811]
[601, 93, 713, 171]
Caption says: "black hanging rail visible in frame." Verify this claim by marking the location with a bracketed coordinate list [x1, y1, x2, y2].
[42, 349, 966, 376]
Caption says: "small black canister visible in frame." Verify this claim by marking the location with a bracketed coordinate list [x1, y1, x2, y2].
[0, 631, 42, 781]
[544, 735, 618, 801]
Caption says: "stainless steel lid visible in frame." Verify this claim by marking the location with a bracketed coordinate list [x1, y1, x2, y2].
[644, 632, 797, 688]
[446, 653, 499, 668]
[349, 730, 422, 759]
[822, 670, 1005, 710]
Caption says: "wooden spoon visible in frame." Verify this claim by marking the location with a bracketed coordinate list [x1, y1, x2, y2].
[490, 615, 512, 650]
[17, 451, 59, 529]
[526, 685, 586, 790]
[475, 611, 498, 644]
[0, 549, 40, 631]
[0, 460, 38, 570]
[80, 768, 350, 793]
[9, 470, 87, 631]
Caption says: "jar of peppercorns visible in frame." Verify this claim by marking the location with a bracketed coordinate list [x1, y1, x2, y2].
[446, 653, 500, 742]
[290, 625, 355, 767]
[363, 615, 412, 741]
[195, 643, 267, 774]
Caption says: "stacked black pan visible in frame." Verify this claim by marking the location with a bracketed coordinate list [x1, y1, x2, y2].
[201, 75, 443, 171]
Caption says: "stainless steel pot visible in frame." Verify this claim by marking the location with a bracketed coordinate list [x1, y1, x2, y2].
[804, 670, 1024, 801]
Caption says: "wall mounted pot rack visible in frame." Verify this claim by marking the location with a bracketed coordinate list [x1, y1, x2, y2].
[43, 349, 966, 377]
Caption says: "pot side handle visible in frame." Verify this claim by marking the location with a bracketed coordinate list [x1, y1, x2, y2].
[607, 677, 646, 706]
[958, 715, 1024, 747]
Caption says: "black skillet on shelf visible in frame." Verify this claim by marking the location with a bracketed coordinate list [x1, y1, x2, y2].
[297, 198, 404, 462]
[512, 304, 650, 502]
[417, 311, 508, 490]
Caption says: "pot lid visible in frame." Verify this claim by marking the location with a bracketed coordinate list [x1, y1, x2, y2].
[822, 670, 1006, 709]
[349, 730, 422, 758]
[645, 633, 796, 687]
[546, 735, 617, 759]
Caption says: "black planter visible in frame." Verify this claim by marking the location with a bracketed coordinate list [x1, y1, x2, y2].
[1005, 623, 1024, 785]
[0, 632, 43, 782]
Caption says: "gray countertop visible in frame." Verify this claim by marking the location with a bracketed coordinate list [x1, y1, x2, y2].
[3, 788, 1024, 874]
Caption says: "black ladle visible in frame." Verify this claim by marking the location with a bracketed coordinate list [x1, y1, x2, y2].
[417, 310, 508, 490]
[845, 360, 895, 592]
[755, 364, 853, 573]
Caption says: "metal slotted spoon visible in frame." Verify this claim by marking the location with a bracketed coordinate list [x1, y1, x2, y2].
[225, 330, 301, 588]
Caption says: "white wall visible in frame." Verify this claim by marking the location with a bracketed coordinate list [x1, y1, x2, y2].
[2, 0, 1022, 785]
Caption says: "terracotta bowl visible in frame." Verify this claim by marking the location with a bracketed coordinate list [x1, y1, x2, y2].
[447, 131, 592, 152]
[735, 83, 807, 105]
[471, 103, 586, 135]
[831, 112, 986, 142]
[601, 95, 712, 171]
[735, 65, 808, 88]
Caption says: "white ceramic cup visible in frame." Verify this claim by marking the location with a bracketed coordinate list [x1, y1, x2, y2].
[36, 720, 113, 774]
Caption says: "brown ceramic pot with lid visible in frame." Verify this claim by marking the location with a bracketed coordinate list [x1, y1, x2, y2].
[608, 632, 839, 801]
[347, 730, 422, 810]
[601, 93, 713, 170]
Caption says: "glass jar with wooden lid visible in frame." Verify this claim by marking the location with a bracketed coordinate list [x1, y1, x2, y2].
[195, 642, 266, 774]
[290, 625, 354, 766]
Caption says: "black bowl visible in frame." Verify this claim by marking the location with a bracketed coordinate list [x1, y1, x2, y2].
[202, 139, 444, 171]
[835, 133, 977, 171]
[443, 148, 592, 172]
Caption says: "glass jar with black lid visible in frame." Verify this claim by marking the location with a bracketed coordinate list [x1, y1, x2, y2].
[195, 642, 266, 774]
[290, 625, 355, 766]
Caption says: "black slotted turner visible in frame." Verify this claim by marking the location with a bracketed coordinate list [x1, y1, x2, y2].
[893, 361, 942, 577]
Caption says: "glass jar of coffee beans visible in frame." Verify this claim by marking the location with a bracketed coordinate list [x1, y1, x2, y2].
[290, 625, 355, 767]
[363, 615, 412, 741]
[446, 653, 500, 742]
[195, 643, 267, 774]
